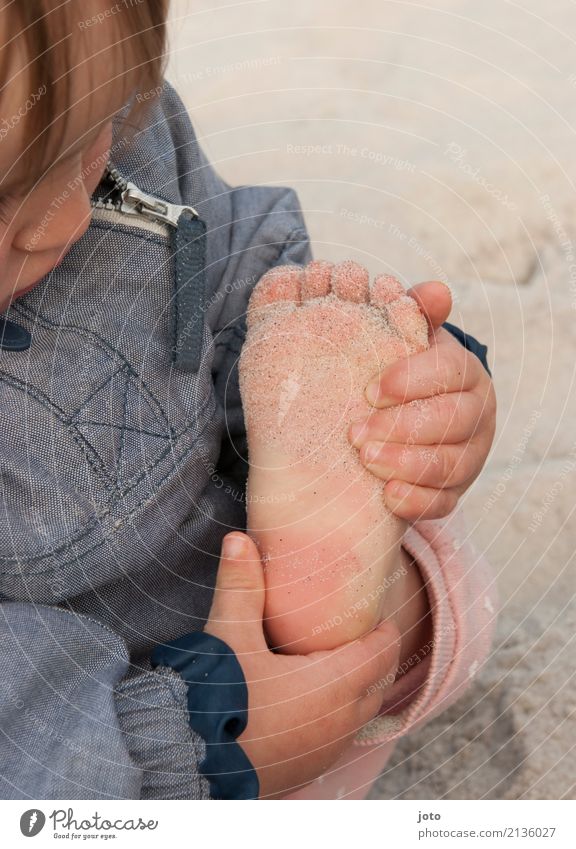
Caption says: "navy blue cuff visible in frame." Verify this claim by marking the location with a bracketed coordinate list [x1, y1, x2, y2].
[151, 632, 259, 800]
[443, 321, 492, 377]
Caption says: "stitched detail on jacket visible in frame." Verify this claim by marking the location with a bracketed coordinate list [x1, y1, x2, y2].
[0, 398, 217, 573]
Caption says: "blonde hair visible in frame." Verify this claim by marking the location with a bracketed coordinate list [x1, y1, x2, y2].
[0, 0, 169, 184]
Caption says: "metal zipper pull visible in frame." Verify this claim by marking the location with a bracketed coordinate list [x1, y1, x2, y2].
[102, 162, 200, 228]
[100, 162, 207, 373]
[120, 184, 199, 228]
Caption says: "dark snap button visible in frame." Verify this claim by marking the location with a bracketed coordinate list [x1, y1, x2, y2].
[0, 317, 32, 351]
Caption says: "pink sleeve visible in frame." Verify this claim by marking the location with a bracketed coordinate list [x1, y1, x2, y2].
[356, 510, 498, 745]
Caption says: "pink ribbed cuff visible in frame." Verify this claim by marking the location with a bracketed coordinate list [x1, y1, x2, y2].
[355, 511, 498, 745]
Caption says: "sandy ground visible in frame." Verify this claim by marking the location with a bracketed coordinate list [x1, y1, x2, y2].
[166, 1, 576, 798]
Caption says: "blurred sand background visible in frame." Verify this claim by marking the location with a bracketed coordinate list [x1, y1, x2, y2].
[166, 0, 576, 798]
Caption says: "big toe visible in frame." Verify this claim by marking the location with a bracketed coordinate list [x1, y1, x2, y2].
[247, 265, 302, 328]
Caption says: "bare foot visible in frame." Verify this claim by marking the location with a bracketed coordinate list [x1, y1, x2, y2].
[238, 260, 428, 654]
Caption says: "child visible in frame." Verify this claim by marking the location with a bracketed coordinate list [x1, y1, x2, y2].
[0, 1, 496, 800]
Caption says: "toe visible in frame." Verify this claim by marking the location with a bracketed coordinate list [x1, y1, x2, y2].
[370, 274, 405, 308]
[371, 274, 428, 353]
[301, 260, 333, 300]
[247, 265, 302, 327]
[331, 260, 370, 303]
[386, 295, 429, 353]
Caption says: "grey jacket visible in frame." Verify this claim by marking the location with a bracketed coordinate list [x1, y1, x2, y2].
[0, 81, 311, 799]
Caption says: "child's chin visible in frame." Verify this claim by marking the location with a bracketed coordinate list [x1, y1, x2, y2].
[15, 281, 39, 297]
[0, 280, 37, 312]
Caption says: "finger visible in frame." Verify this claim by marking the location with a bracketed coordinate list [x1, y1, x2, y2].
[314, 619, 401, 704]
[407, 280, 452, 330]
[205, 532, 267, 650]
[354, 619, 403, 718]
[359, 440, 479, 489]
[382, 481, 461, 520]
[349, 391, 484, 448]
[365, 329, 483, 409]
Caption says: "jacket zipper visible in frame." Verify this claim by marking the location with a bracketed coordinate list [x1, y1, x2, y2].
[91, 162, 208, 373]
[91, 162, 199, 229]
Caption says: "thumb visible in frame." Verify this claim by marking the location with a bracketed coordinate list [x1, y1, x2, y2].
[328, 618, 402, 700]
[407, 280, 452, 330]
[205, 532, 267, 649]
[359, 618, 402, 668]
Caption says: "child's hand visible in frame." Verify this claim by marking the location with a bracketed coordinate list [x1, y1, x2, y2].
[349, 281, 496, 520]
[204, 532, 401, 799]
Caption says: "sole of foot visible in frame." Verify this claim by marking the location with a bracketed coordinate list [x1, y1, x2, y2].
[238, 260, 428, 654]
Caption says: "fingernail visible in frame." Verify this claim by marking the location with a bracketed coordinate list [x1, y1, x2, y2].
[366, 381, 394, 408]
[363, 442, 382, 465]
[349, 419, 368, 445]
[383, 482, 407, 511]
[222, 534, 246, 558]
[362, 443, 395, 478]
[382, 488, 400, 509]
